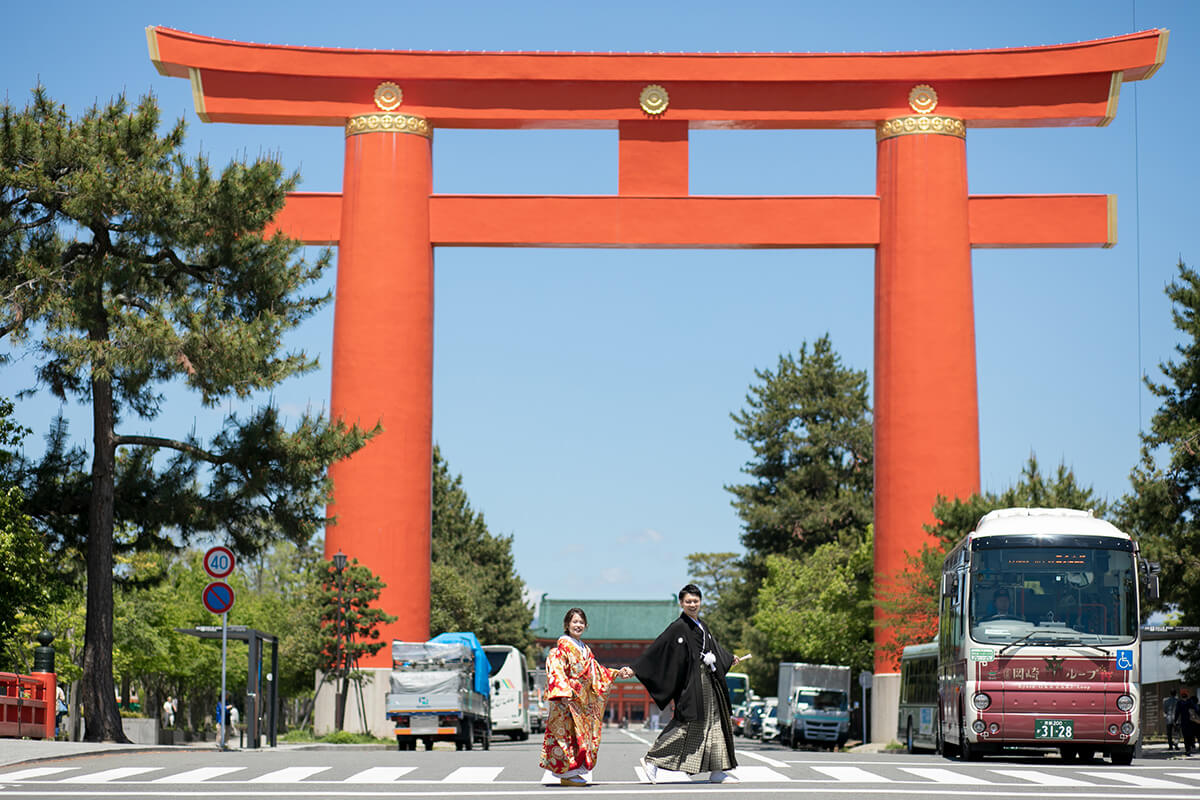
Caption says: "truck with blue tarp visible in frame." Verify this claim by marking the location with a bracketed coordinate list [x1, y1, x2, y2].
[386, 632, 491, 750]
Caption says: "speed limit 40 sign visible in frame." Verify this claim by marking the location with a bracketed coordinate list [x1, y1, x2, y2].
[203, 546, 235, 579]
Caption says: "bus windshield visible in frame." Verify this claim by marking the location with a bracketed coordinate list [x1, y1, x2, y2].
[969, 544, 1137, 646]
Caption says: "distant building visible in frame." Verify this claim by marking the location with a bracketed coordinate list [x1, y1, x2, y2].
[534, 596, 680, 725]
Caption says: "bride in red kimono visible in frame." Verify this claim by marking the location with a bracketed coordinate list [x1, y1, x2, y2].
[540, 607, 633, 786]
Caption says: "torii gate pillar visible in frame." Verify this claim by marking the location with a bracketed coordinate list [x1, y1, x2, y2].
[328, 117, 434, 640]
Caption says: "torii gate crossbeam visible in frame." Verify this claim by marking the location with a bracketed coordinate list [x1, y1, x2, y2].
[148, 29, 1167, 703]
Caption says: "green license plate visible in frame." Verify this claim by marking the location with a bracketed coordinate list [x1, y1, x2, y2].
[1034, 719, 1074, 739]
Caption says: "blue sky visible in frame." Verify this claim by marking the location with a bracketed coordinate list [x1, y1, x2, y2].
[2, 0, 1198, 605]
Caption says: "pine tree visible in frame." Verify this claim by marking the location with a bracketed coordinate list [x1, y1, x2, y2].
[0, 88, 377, 740]
[1120, 259, 1200, 682]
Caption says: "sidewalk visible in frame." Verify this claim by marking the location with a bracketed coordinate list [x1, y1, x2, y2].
[0, 739, 331, 769]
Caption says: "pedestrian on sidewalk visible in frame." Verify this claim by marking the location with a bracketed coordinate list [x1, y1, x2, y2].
[1164, 689, 1179, 750]
[1177, 689, 1199, 756]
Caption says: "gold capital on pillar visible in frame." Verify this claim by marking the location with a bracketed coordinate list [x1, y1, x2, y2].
[876, 115, 965, 142]
[345, 112, 432, 138]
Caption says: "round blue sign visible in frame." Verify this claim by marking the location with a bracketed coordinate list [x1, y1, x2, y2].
[202, 581, 235, 615]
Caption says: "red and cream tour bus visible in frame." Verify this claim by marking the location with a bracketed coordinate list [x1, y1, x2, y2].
[937, 507, 1159, 765]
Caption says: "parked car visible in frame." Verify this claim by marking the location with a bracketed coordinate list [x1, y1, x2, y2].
[731, 704, 747, 736]
[743, 701, 767, 739]
[760, 700, 780, 741]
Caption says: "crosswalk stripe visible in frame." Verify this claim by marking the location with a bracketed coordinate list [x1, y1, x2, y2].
[62, 767, 160, 783]
[152, 767, 245, 783]
[990, 769, 1096, 786]
[248, 766, 330, 783]
[0, 767, 77, 781]
[1080, 771, 1192, 787]
[344, 766, 418, 783]
[442, 766, 504, 783]
[900, 766, 994, 784]
[734, 765, 790, 781]
[1167, 772, 1200, 781]
[809, 766, 891, 783]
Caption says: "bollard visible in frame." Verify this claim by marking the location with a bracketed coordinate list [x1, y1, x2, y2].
[31, 630, 56, 741]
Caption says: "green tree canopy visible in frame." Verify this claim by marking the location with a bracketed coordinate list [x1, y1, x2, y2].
[1119, 259, 1200, 682]
[743, 532, 874, 690]
[0, 88, 377, 740]
[726, 335, 873, 560]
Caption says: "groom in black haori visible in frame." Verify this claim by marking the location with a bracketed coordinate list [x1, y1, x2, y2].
[633, 584, 744, 784]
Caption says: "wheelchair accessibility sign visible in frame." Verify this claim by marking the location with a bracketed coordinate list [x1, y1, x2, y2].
[1115, 650, 1134, 671]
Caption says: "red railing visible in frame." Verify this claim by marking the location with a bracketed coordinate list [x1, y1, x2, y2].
[0, 671, 56, 739]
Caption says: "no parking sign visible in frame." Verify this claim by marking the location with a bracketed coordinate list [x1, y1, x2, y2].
[202, 581, 236, 615]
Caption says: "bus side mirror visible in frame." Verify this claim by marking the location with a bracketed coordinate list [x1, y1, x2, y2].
[1144, 574, 1160, 602]
[941, 573, 958, 597]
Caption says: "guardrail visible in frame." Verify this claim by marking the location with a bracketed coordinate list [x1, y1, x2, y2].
[0, 671, 56, 740]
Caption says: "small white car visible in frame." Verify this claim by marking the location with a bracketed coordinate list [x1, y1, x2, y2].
[759, 700, 780, 741]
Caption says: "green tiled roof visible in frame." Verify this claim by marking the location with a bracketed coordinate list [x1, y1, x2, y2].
[534, 597, 681, 642]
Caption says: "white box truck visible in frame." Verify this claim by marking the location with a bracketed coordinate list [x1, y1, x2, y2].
[776, 662, 851, 749]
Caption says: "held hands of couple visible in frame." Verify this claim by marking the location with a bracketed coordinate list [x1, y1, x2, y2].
[615, 666, 634, 679]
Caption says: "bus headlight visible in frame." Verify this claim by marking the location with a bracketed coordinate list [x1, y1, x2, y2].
[988, 722, 999, 734]
[1121, 722, 1134, 735]
[1116, 694, 1134, 712]
[972, 720, 986, 733]
[972, 692, 991, 710]
[1108, 724, 1119, 735]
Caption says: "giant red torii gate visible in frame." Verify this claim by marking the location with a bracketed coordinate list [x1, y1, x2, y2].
[148, 28, 1166, 685]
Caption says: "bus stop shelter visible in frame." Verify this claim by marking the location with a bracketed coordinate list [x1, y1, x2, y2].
[176, 625, 279, 748]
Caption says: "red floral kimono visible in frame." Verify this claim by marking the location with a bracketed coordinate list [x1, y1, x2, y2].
[539, 635, 616, 778]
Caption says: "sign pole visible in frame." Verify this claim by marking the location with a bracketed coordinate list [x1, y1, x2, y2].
[220, 610, 228, 749]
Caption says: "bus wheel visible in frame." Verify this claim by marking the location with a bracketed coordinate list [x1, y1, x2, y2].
[958, 713, 979, 761]
[906, 720, 915, 754]
[1060, 746, 1079, 763]
[1110, 747, 1134, 766]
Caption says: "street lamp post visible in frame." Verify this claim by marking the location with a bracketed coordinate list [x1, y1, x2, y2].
[332, 550, 348, 732]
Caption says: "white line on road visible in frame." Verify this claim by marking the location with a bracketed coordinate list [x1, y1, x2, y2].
[741, 750, 790, 768]
[989, 769, 1096, 786]
[735, 766, 792, 781]
[809, 766, 891, 783]
[153, 767, 245, 783]
[1167, 772, 1200, 781]
[62, 768, 160, 783]
[899, 767, 993, 784]
[441, 767, 505, 783]
[0, 768, 77, 781]
[1080, 772, 1192, 788]
[0, 787, 1195, 797]
[619, 728, 653, 746]
[249, 767, 330, 783]
[343, 767, 418, 783]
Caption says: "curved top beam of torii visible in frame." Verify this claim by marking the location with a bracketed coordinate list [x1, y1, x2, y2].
[147, 26, 1167, 129]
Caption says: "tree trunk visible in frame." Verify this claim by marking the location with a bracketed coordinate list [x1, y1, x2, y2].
[80, 372, 129, 742]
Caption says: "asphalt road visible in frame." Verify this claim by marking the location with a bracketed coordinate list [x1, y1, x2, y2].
[1, 731, 1197, 799]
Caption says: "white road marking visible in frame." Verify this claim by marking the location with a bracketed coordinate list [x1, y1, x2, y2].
[153, 767, 245, 783]
[62, 767, 160, 782]
[1166, 773, 1200, 781]
[441, 767, 504, 783]
[1080, 771, 1192, 788]
[899, 767, 994, 784]
[343, 767, 418, 783]
[990, 769, 1096, 786]
[0, 768, 77, 781]
[249, 767, 330, 783]
[809, 766, 891, 783]
[741, 750, 790, 768]
[734, 765, 791, 781]
[619, 728, 653, 746]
